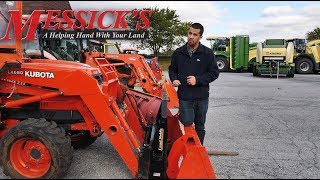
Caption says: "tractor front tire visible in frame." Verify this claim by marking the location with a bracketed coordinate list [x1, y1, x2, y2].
[0, 118, 73, 179]
[295, 58, 314, 74]
[216, 56, 229, 72]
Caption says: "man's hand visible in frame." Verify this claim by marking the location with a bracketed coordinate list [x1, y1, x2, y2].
[187, 76, 196, 86]
[172, 80, 181, 87]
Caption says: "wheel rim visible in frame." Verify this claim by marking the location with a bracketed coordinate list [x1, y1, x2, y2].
[217, 60, 225, 70]
[299, 62, 310, 72]
[10, 138, 51, 178]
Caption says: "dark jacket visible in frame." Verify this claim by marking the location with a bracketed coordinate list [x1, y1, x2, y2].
[169, 43, 219, 101]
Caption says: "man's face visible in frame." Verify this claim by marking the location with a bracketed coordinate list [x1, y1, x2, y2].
[187, 27, 202, 47]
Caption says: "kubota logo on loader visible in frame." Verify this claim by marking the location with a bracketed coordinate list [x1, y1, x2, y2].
[25, 71, 55, 78]
[8, 70, 55, 78]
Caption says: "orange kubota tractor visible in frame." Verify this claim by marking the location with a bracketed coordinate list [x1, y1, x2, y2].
[0, 1, 216, 179]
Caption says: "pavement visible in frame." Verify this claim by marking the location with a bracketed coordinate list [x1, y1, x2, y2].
[1, 72, 320, 179]
[206, 72, 320, 179]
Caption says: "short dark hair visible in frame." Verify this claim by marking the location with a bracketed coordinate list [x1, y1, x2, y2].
[191, 23, 204, 36]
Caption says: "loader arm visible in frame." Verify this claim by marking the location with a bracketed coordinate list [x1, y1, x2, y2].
[84, 52, 179, 110]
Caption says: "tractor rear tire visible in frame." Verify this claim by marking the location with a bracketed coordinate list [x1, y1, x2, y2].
[216, 56, 229, 72]
[70, 131, 98, 149]
[0, 118, 73, 179]
[295, 58, 314, 74]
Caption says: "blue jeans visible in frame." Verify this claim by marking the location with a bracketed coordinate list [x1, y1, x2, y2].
[179, 99, 209, 145]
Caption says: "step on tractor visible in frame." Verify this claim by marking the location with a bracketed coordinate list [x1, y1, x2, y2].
[253, 38, 295, 78]
[0, 1, 216, 179]
[206, 35, 257, 72]
[286, 38, 320, 74]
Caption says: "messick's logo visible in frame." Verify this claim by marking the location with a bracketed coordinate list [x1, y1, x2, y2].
[0, 8, 152, 41]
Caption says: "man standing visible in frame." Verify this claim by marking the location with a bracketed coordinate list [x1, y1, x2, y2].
[169, 23, 219, 145]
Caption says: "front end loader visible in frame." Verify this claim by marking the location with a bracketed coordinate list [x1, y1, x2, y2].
[0, 1, 215, 179]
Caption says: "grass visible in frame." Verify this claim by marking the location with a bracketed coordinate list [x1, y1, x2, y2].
[158, 56, 171, 71]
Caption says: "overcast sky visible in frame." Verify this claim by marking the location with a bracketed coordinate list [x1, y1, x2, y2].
[70, 1, 320, 54]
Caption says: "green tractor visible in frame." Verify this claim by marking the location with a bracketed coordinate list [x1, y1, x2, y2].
[206, 35, 257, 72]
[253, 39, 295, 78]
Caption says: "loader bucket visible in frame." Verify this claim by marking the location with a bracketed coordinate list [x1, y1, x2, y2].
[166, 126, 216, 179]
[166, 112, 216, 179]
